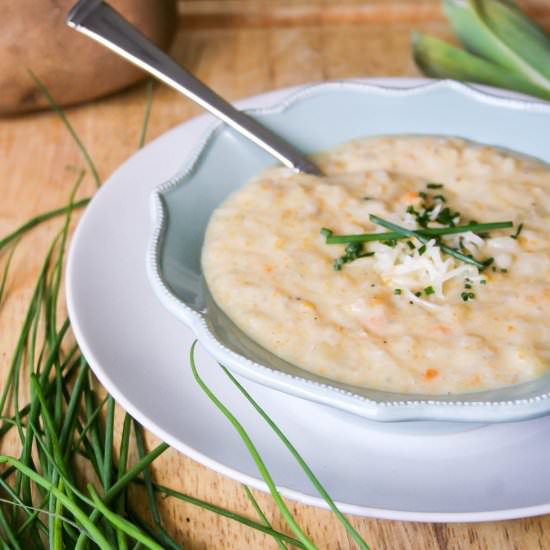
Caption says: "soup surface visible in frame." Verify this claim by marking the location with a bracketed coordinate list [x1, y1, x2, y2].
[202, 137, 550, 394]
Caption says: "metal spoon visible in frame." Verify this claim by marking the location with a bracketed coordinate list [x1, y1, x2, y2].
[66, 0, 321, 175]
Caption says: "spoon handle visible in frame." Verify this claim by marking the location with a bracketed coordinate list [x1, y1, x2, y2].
[66, 0, 321, 175]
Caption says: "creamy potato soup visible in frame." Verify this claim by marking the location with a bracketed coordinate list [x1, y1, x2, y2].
[202, 137, 550, 394]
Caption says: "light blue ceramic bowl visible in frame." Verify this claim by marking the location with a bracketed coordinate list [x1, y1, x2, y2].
[147, 78, 550, 423]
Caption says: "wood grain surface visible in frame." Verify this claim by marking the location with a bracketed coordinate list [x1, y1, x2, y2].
[2, 1, 550, 548]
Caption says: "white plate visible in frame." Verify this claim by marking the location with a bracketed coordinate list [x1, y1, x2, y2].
[67, 78, 550, 522]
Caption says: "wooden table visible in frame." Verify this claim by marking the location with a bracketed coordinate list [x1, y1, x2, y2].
[2, 1, 550, 548]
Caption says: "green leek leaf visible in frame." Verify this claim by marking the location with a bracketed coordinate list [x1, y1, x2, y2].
[442, 0, 550, 90]
[412, 33, 550, 100]
[479, 0, 550, 82]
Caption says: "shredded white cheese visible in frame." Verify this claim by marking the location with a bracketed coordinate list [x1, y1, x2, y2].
[369, 223, 483, 301]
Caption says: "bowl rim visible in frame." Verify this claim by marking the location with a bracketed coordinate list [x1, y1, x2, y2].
[146, 77, 550, 423]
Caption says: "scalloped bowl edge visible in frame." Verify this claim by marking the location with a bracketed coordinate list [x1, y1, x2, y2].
[146, 78, 550, 423]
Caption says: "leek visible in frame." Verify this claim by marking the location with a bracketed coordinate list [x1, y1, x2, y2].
[413, 0, 550, 101]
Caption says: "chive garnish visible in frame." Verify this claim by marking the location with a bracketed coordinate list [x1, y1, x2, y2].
[435, 207, 456, 226]
[346, 242, 362, 255]
[326, 231, 403, 244]
[394, 289, 402, 295]
[333, 242, 375, 270]
[323, 221, 513, 245]
[363, 196, 372, 201]
[369, 214, 487, 269]
[483, 257, 494, 270]
[427, 182, 444, 189]
[461, 291, 476, 302]
[511, 223, 524, 239]
[418, 244, 427, 255]
[424, 286, 435, 295]
[433, 194, 446, 202]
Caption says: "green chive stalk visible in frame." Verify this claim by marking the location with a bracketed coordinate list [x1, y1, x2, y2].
[369, 214, 487, 269]
[323, 220, 513, 244]
[189, 343, 317, 550]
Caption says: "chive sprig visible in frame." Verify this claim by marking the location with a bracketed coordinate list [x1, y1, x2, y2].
[322, 221, 513, 245]
[368, 214, 488, 269]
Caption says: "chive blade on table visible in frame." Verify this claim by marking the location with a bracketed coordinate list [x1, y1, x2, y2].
[223, 366, 371, 550]
[29, 71, 102, 188]
[0, 458, 110, 549]
[132, 479, 305, 548]
[242, 485, 289, 550]
[0, 197, 91, 253]
[189, 342, 318, 550]
[116, 413, 133, 550]
[88, 484, 164, 550]
[0, 242, 19, 306]
[133, 420, 180, 550]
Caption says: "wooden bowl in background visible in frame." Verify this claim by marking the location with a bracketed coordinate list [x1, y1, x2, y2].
[0, 0, 177, 115]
